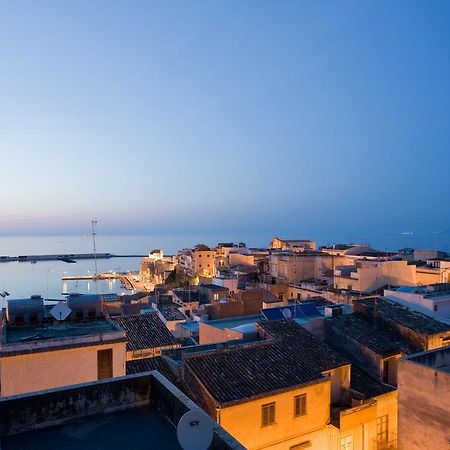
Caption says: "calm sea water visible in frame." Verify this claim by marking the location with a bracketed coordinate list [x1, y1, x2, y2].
[0, 232, 448, 304]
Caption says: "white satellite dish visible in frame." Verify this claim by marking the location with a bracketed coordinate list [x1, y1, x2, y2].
[282, 308, 292, 319]
[50, 302, 72, 321]
[177, 409, 214, 450]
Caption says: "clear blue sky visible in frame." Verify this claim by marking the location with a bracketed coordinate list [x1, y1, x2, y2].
[0, 1, 449, 239]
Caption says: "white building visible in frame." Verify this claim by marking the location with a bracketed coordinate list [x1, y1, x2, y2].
[384, 284, 450, 322]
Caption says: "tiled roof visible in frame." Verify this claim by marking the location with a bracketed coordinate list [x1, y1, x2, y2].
[126, 356, 177, 384]
[326, 314, 416, 356]
[185, 319, 349, 405]
[350, 365, 396, 398]
[157, 303, 186, 321]
[173, 289, 200, 303]
[355, 297, 450, 334]
[111, 314, 178, 351]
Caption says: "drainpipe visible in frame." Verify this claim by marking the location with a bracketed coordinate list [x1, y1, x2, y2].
[215, 405, 221, 425]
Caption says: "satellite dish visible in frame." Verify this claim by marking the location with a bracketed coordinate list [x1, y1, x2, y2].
[50, 302, 72, 321]
[177, 410, 214, 450]
[282, 308, 292, 319]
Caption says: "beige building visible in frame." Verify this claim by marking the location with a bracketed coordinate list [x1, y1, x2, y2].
[269, 252, 349, 283]
[334, 259, 416, 293]
[270, 237, 316, 252]
[0, 297, 126, 397]
[416, 258, 450, 285]
[398, 347, 450, 450]
[193, 244, 216, 278]
[184, 319, 399, 450]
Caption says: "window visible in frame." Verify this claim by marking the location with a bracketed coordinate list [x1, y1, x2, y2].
[297, 293, 301, 300]
[261, 402, 275, 427]
[340, 435, 353, 450]
[377, 415, 389, 447]
[294, 394, 307, 417]
[278, 294, 283, 301]
[97, 349, 113, 379]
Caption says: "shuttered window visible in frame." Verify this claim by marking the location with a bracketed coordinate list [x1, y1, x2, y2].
[294, 394, 307, 417]
[261, 402, 276, 427]
[98, 349, 113, 379]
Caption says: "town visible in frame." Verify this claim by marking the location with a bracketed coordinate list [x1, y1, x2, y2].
[1, 236, 449, 450]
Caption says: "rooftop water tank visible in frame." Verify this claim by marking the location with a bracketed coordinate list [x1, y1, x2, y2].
[67, 293, 102, 320]
[6, 296, 45, 325]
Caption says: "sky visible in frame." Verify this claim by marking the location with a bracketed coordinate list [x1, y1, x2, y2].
[0, 1, 449, 240]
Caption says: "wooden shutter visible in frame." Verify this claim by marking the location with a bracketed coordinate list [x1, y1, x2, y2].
[98, 348, 113, 379]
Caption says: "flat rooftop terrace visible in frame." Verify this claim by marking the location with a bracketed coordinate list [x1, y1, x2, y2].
[4, 319, 122, 344]
[204, 314, 263, 330]
[2, 406, 181, 450]
[0, 372, 243, 450]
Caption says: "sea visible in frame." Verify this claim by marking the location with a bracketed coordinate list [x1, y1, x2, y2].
[0, 231, 449, 305]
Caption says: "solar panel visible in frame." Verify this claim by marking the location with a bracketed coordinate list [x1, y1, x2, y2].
[298, 303, 322, 318]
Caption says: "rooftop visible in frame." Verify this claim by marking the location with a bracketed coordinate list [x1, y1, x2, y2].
[4, 318, 121, 344]
[403, 346, 450, 374]
[126, 356, 177, 383]
[203, 315, 263, 330]
[0, 372, 243, 450]
[355, 297, 450, 334]
[326, 313, 416, 356]
[185, 319, 349, 405]
[199, 283, 229, 291]
[157, 303, 186, 321]
[3, 406, 181, 450]
[262, 303, 322, 322]
[350, 365, 396, 398]
[111, 313, 179, 351]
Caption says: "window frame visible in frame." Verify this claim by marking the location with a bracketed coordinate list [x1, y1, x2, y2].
[261, 402, 276, 427]
[294, 394, 307, 417]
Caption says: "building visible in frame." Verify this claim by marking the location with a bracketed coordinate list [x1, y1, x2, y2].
[334, 259, 416, 293]
[198, 283, 229, 303]
[139, 249, 175, 287]
[183, 319, 398, 450]
[269, 251, 345, 284]
[111, 313, 180, 362]
[0, 296, 126, 397]
[270, 237, 316, 252]
[193, 244, 216, 278]
[415, 258, 450, 285]
[353, 297, 450, 350]
[0, 371, 244, 450]
[204, 288, 280, 320]
[384, 284, 450, 321]
[325, 313, 417, 387]
[397, 346, 450, 450]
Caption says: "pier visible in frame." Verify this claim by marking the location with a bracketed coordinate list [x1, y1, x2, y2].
[0, 253, 145, 263]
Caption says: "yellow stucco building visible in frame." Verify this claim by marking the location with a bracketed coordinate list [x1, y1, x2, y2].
[0, 296, 127, 397]
[183, 320, 399, 450]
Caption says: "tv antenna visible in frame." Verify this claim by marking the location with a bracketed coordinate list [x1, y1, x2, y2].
[176, 410, 213, 450]
[50, 302, 72, 321]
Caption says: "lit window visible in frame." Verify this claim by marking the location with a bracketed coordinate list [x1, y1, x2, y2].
[261, 402, 275, 427]
[294, 394, 307, 417]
